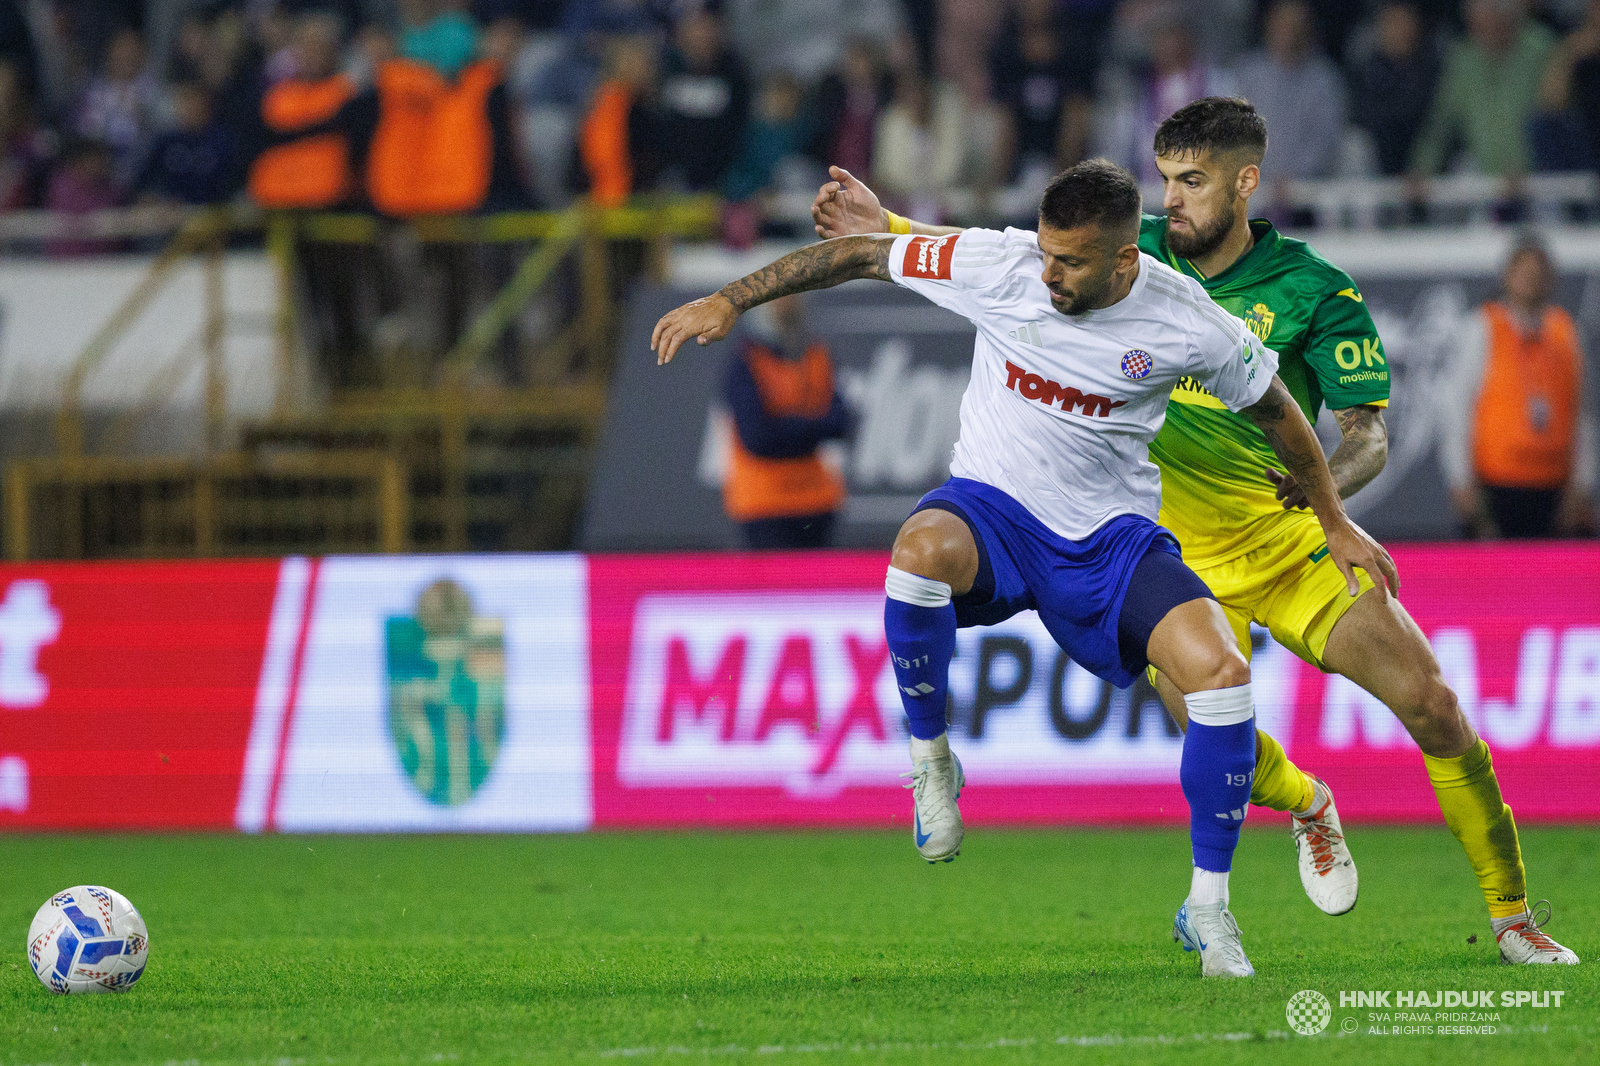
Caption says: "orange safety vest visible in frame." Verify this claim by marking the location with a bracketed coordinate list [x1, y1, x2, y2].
[724, 343, 847, 522]
[248, 75, 358, 208]
[1473, 301, 1583, 489]
[367, 58, 500, 216]
[580, 80, 634, 208]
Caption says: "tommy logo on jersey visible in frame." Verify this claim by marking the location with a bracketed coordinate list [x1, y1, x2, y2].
[1120, 349, 1153, 380]
[902, 234, 957, 280]
[1004, 360, 1127, 418]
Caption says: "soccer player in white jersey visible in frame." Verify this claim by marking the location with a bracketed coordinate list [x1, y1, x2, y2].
[652, 161, 1396, 978]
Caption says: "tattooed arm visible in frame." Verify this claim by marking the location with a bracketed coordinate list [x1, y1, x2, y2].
[651, 235, 895, 364]
[1267, 404, 1389, 509]
[1242, 377, 1400, 597]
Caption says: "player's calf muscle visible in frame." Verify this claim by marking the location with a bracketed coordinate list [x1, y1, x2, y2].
[1152, 670, 1192, 730]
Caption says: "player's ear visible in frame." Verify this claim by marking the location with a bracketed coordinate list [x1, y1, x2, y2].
[1114, 239, 1141, 273]
[1236, 162, 1260, 200]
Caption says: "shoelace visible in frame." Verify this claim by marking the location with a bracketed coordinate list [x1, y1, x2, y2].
[1291, 801, 1344, 876]
[1219, 911, 1250, 965]
[900, 759, 955, 823]
[1502, 900, 1562, 951]
[1196, 906, 1251, 968]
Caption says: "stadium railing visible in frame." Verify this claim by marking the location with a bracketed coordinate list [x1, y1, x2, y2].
[4, 450, 407, 561]
[762, 171, 1600, 231]
[0, 197, 720, 560]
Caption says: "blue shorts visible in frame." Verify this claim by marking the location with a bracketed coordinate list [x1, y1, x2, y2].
[914, 478, 1213, 688]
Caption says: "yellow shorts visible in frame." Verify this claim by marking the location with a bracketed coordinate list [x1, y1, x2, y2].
[1153, 506, 1375, 676]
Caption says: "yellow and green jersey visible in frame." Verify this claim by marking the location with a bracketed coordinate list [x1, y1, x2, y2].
[1140, 215, 1391, 564]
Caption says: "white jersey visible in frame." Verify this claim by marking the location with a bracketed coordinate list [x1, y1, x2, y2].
[888, 227, 1279, 540]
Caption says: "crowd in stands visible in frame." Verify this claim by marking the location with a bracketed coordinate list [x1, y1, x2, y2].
[2, 0, 1600, 244]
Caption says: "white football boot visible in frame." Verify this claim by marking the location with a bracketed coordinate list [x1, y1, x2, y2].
[1291, 778, 1358, 915]
[902, 734, 964, 863]
[1496, 901, 1580, 965]
[1174, 900, 1256, 977]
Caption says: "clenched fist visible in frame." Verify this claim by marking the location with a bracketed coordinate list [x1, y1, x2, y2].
[811, 166, 887, 239]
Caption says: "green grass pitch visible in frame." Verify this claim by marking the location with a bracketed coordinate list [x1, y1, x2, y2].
[1, 826, 1594, 1065]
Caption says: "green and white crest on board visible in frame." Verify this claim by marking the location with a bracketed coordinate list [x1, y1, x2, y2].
[386, 579, 505, 806]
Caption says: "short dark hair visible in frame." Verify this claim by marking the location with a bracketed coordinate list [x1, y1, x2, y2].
[1506, 231, 1553, 272]
[1037, 159, 1141, 243]
[1152, 97, 1268, 165]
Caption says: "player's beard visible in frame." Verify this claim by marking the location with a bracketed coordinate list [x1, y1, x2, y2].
[1166, 193, 1237, 261]
[1047, 262, 1118, 316]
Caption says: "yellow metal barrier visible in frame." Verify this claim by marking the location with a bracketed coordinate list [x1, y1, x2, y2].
[240, 381, 603, 553]
[56, 208, 231, 458]
[17, 196, 720, 560]
[5, 452, 406, 561]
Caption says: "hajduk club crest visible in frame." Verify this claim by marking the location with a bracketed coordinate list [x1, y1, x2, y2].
[1120, 349, 1153, 380]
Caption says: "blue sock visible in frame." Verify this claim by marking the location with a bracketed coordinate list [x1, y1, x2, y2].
[884, 566, 956, 741]
[1180, 684, 1258, 873]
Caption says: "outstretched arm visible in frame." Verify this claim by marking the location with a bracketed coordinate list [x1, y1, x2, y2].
[1267, 404, 1388, 509]
[651, 235, 895, 364]
[1242, 377, 1400, 598]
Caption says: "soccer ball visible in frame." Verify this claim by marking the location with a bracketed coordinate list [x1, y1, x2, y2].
[26, 886, 148, 994]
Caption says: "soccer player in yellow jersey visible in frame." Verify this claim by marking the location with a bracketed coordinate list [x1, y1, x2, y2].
[810, 96, 1577, 965]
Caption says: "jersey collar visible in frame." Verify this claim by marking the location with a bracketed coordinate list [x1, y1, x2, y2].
[1162, 218, 1279, 286]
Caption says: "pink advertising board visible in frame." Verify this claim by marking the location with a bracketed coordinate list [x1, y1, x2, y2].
[1281, 543, 1600, 821]
[588, 546, 1600, 828]
[1, 547, 1594, 832]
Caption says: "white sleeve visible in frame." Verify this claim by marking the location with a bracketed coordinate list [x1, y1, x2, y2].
[1441, 311, 1489, 491]
[887, 227, 1022, 322]
[1188, 299, 1279, 412]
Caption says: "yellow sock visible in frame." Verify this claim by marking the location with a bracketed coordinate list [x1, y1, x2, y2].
[1250, 729, 1315, 812]
[1424, 738, 1528, 919]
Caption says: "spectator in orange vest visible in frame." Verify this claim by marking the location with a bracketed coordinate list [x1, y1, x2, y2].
[367, 36, 527, 216]
[1446, 235, 1597, 538]
[248, 13, 366, 210]
[578, 35, 658, 207]
[722, 293, 855, 549]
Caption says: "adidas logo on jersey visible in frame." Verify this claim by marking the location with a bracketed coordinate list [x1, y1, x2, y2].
[1007, 322, 1042, 346]
[1003, 359, 1127, 418]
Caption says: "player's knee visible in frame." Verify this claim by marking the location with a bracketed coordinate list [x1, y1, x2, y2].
[1171, 644, 1250, 694]
[1182, 640, 1250, 692]
[1208, 649, 1251, 691]
[1414, 674, 1460, 727]
[889, 526, 949, 581]
[890, 515, 975, 592]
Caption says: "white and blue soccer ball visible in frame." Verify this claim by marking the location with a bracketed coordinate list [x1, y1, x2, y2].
[26, 886, 148, 994]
